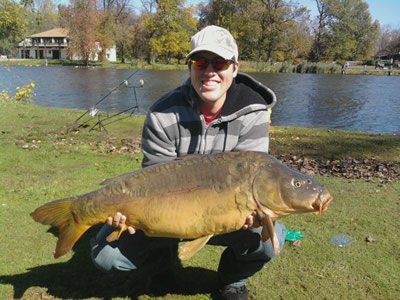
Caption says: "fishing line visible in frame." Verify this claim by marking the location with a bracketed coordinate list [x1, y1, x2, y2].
[70, 69, 141, 130]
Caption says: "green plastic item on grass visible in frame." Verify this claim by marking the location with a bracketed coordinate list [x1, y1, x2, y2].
[285, 229, 304, 241]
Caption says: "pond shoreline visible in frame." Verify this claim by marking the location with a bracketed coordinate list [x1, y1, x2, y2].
[1, 58, 399, 76]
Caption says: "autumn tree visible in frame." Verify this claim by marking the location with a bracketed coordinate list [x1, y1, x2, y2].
[62, 0, 100, 65]
[199, 0, 309, 63]
[282, 17, 313, 63]
[144, 0, 197, 64]
[96, 9, 116, 61]
[198, 0, 236, 30]
[198, 0, 258, 60]
[0, 0, 28, 56]
[26, 0, 59, 34]
[98, 0, 134, 63]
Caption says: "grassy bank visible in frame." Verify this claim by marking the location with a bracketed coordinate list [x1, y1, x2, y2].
[2, 58, 399, 75]
[0, 103, 399, 299]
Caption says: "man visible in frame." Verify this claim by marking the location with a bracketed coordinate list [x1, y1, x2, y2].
[91, 25, 286, 300]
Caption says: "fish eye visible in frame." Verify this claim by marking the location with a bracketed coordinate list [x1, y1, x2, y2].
[291, 179, 302, 188]
[307, 179, 312, 184]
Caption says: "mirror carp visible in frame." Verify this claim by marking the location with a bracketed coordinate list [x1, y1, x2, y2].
[31, 151, 333, 260]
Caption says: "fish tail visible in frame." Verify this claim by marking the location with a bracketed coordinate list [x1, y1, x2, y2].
[30, 198, 90, 258]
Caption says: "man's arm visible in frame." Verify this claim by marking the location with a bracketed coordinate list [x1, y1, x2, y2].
[141, 112, 178, 168]
[234, 110, 270, 153]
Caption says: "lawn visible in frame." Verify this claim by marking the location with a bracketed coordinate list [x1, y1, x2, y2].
[0, 103, 399, 299]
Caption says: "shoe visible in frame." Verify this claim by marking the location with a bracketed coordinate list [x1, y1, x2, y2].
[220, 284, 249, 300]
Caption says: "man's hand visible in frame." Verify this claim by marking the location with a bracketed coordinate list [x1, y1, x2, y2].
[108, 210, 258, 235]
[107, 212, 136, 234]
[242, 211, 262, 230]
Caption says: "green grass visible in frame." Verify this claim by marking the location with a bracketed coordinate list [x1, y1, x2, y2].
[0, 103, 399, 299]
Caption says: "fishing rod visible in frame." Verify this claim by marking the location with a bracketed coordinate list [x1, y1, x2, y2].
[89, 79, 145, 132]
[70, 69, 141, 130]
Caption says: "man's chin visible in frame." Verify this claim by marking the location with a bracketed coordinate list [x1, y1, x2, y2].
[199, 92, 223, 103]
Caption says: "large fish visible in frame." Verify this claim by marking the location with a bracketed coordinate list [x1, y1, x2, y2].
[31, 151, 333, 260]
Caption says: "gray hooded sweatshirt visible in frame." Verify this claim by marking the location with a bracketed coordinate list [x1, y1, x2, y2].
[141, 72, 277, 167]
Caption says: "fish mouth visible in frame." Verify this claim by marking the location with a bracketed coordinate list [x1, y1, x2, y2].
[312, 189, 333, 214]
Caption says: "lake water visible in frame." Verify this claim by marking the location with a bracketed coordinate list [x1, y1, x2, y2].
[1, 65, 399, 134]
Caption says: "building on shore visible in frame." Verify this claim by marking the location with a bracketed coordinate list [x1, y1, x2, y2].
[17, 28, 117, 62]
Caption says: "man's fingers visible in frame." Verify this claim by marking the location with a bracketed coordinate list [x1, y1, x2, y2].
[243, 211, 262, 230]
[107, 212, 133, 232]
[112, 212, 122, 227]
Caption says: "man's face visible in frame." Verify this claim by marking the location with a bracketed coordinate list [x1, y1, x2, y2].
[189, 51, 239, 111]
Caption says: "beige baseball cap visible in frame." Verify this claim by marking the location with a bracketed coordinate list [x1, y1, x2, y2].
[185, 25, 239, 62]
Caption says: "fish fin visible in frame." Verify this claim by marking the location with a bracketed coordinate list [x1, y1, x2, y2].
[178, 234, 213, 261]
[261, 215, 280, 256]
[30, 198, 90, 258]
[105, 224, 128, 242]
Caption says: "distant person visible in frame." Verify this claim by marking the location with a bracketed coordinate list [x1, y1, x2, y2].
[90, 25, 285, 300]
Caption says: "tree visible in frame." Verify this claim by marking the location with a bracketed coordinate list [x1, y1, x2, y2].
[377, 26, 400, 59]
[282, 16, 313, 63]
[199, 0, 309, 63]
[98, 0, 133, 62]
[309, 0, 329, 61]
[257, 0, 308, 63]
[29, 0, 59, 34]
[199, 0, 259, 60]
[145, 0, 197, 64]
[62, 0, 100, 65]
[310, 0, 379, 61]
[0, 0, 28, 56]
[97, 9, 116, 62]
[198, 0, 236, 30]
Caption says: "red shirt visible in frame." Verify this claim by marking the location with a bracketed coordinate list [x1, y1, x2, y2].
[203, 106, 223, 125]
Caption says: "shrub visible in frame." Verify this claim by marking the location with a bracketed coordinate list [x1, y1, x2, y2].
[0, 82, 36, 103]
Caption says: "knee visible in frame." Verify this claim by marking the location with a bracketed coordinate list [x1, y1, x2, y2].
[90, 241, 136, 272]
[91, 244, 115, 273]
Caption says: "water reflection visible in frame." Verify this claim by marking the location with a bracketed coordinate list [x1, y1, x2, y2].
[251, 72, 400, 134]
[1, 66, 399, 134]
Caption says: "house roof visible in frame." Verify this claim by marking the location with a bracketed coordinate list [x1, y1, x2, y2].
[30, 28, 69, 38]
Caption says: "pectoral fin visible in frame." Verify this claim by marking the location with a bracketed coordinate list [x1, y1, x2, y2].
[106, 224, 129, 242]
[178, 234, 213, 260]
[261, 215, 280, 256]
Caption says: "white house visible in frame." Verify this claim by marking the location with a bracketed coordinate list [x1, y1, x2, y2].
[17, 28, 117, 62]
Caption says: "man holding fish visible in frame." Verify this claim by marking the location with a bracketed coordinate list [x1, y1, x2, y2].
[91, 25, 284, 300]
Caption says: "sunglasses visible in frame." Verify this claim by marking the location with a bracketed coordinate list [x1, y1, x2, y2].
[190, 58, 234, 71]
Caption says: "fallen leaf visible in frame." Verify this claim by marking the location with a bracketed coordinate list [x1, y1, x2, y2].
[365, 237, 376, 243]
[292, 240, 302, 247]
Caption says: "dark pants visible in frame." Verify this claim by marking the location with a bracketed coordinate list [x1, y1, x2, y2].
[91, 222, 286, 286]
